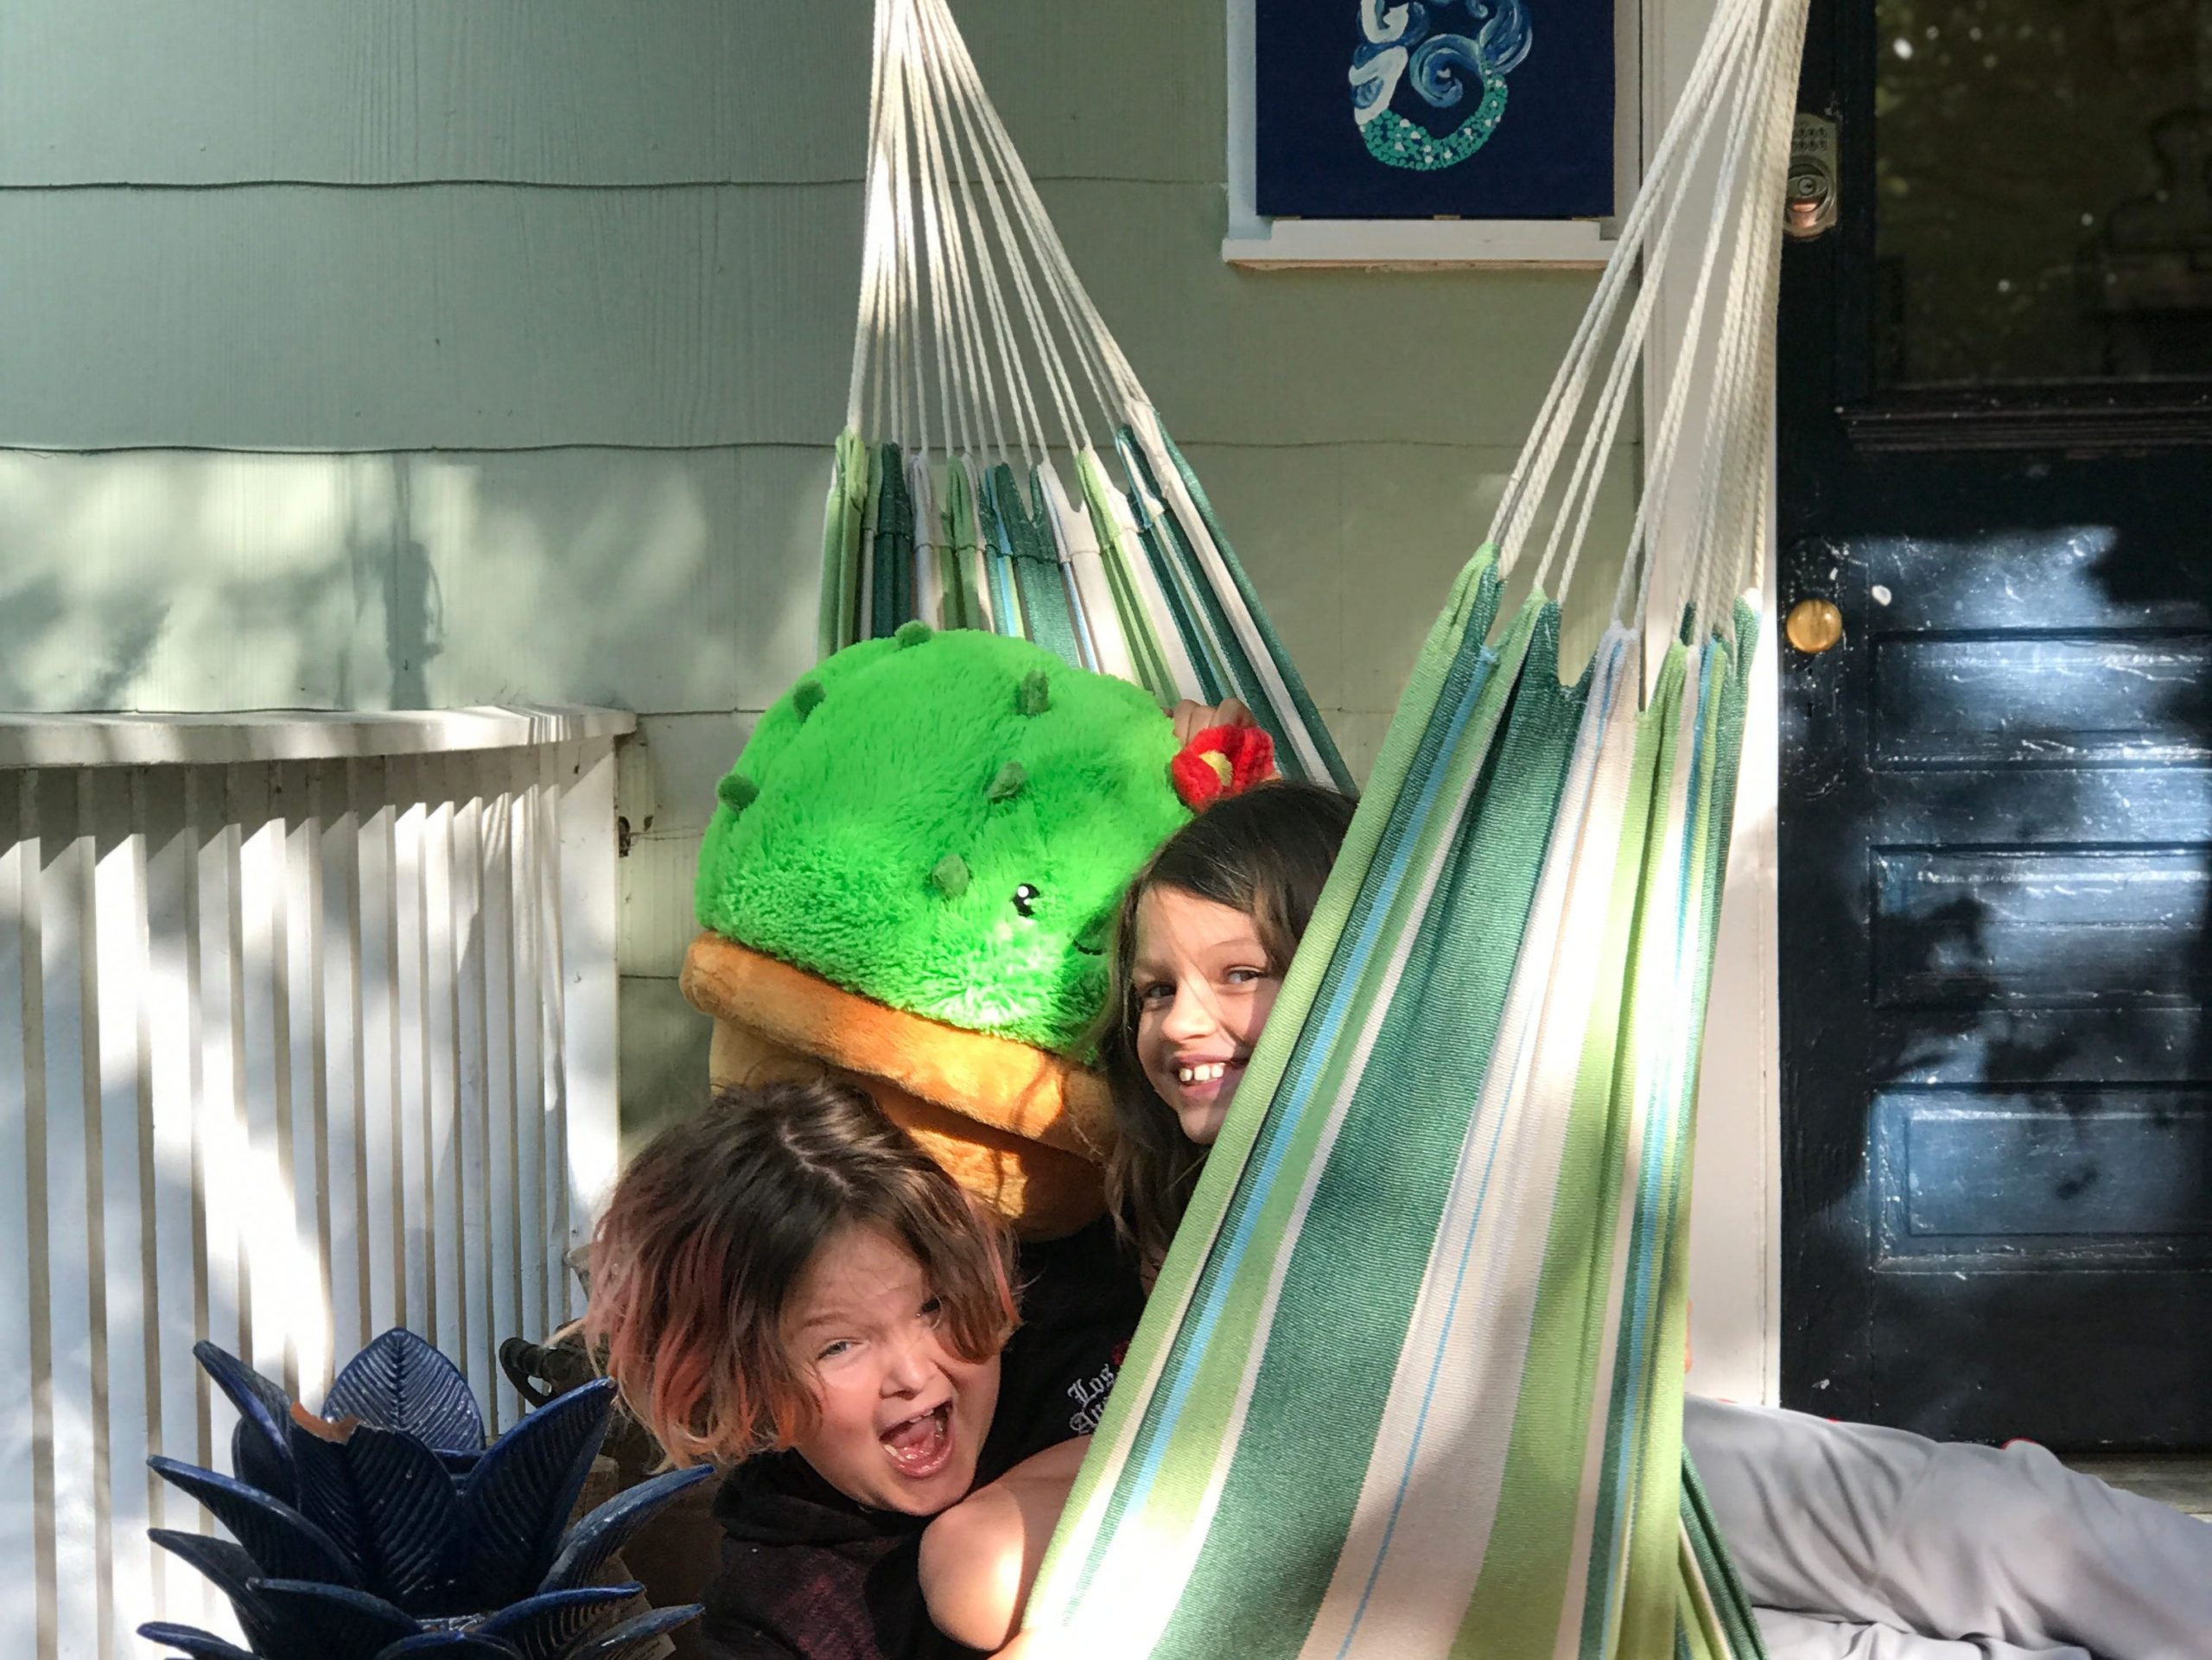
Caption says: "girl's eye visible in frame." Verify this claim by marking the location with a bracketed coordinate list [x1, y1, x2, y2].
[918, 1296, 944, 1325]
[1138, 981, 1173, 1005]
[1224, 966, 1271, 987]
[815, 1339, 854, 1362]
[1013, 883, 1040, 918]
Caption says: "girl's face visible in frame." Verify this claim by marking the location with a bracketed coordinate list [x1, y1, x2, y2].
[1131, 885, 1283, 1148]
[780, 1223, 1001, 1516]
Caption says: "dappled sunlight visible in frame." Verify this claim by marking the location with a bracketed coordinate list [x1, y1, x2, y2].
[0, 445, 827, 719]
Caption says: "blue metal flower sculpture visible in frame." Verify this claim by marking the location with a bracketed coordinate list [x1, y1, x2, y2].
[140, 1330, 709, 1660]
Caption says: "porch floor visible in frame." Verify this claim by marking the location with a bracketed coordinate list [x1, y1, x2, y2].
[2065, 1457, 2212, 1521]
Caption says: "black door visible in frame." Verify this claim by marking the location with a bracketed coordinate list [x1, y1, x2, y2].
[1777, 0, 2212, 1447]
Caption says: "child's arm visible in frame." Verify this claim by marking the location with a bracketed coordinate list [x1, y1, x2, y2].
[918, 1436, 1090, 1652]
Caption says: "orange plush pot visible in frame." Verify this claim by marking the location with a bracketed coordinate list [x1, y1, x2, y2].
[679, 932, 1116, 1238]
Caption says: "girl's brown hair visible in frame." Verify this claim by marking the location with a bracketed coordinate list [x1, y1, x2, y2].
[1096, 781, 1356, 1263]
[582, 1078, 1016, 1466]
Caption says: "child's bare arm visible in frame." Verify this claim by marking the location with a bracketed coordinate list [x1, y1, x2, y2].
[918, 1436, 1090, 1652]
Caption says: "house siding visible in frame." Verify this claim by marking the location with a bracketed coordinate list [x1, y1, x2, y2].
[0, 0, 1635, 1145]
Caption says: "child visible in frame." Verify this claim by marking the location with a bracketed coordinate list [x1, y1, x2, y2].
[584, 1078, 1141, 1660]
[1092, 780, 2212, 1660]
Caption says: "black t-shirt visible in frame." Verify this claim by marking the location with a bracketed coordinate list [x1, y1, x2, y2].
[699, 1218, 1145, 1660]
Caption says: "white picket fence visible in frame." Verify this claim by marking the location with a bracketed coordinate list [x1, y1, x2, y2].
[0, 707, 633, 1660]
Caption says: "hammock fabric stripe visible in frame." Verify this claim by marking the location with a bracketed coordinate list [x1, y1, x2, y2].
[1025, 550, 1761, 1658]
[821, 422, 1353, 793]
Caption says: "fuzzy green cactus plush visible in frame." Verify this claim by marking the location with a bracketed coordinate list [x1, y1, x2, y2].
[695, 624, 1187, 1053]
[683, 626, 1192, 1233]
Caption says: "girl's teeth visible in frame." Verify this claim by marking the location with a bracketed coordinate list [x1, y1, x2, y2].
[1177, 1061, 1228, 1084]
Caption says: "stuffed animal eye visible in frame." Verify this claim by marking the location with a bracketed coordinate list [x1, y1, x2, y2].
[1013, 883, 1040, 918]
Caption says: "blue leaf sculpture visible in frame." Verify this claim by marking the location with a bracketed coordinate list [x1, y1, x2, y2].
[474, 1587, 637, 1660]
[137, 1621, 261, 1660]
[370, 1633, 524, 1660]
[194, 1342, 298, 1504]
[149, 1457, 360, 1588]
[568, 1606, 704, 1660]
[291, 1423, 469, 1615]
[251, 1580, 423, 1660]
[537, 1464, 713, 1595]
[460, 1383, 613, 1606]
[148, 1530, 287, 1656]
[321, 1331, 485, 1458]
[149, 1329, 702, 1660]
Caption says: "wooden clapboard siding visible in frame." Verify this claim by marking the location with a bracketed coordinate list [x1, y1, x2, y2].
[0, 183, 1605, 450]
[0, 1, 1220, 188]
[0, 0, 1635, 1172]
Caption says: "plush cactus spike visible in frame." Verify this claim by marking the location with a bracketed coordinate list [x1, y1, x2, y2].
[137, 1622, 261, 1660]
[193, 1339, 296, 1501]
[894, 619, 933, 647]
[149, 1455, 360, 1586]
[321, 1328, 484, 1458]
[1017, 668, 1051, 716]
[716, 773, 759, 814]
[929, 852, 971, 899]
[475, 1586, 638, 1660]
[538, 1463, 715, 1593]
[986, 760, 1027, 802]
[461, 1381, 615, 1606]
[791, 677, 826, 719]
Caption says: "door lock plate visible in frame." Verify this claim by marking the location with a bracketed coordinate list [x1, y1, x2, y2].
[1786, 113, 1839, 240]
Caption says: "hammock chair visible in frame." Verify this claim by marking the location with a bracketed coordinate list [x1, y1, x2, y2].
[835, 0, 1805, 1651]
[822, 0, 1351, 792]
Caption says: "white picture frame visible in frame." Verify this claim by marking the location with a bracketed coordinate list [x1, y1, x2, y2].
[1222, 0, 1645, 268]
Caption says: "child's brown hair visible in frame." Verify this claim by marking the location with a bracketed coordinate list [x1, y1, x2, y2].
[1095, 781, 1356, 1263]
[583, 1078, 1017, 1466]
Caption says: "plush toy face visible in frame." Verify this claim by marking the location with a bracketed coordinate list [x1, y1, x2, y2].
[695, 626, 1190, 1055]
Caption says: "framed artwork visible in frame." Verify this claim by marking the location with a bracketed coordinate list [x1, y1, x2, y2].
[1253, 0, 1618, 223]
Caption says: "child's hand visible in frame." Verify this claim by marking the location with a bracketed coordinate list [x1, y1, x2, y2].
[1170, 696, 1255, 746]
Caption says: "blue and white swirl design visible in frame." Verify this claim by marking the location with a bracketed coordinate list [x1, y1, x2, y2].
[1351, 0, 1532, 130]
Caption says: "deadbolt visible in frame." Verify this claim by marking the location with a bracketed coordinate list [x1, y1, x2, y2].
[1786, 113, 1838, 240]
[1785, 598, 1844, 653]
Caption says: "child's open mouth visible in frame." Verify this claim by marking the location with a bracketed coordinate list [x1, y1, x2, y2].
[880, 1402, 955, 1479]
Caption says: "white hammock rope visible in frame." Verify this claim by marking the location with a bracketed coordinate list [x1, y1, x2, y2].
[829, 0, 1352, 790]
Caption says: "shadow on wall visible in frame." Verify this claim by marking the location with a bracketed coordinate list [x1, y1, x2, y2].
[0, 448, 823, 717]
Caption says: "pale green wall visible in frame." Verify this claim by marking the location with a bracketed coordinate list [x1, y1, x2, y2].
[0, 0, 1635, 1142]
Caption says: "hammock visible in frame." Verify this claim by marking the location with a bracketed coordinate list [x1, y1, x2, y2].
[837, 0, 1804, 1650]
[822, 0, 1351, 792]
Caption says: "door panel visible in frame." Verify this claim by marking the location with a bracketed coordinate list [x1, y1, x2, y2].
[1780, 502, 2212, 1446]
[1780, 0, 2212, 1447]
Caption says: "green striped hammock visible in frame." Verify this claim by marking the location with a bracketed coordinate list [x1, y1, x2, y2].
[831, 0, 1806, 1650]
[819, 0, 1349, 791]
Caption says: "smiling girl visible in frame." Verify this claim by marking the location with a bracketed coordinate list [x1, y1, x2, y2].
[1093, 781, 1354, 1271]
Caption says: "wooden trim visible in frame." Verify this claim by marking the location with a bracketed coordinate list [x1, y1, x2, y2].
[1840, 385, 2212, 454]
[0, 704, 637, 769]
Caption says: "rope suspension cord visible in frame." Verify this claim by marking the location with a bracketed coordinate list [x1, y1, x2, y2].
[823, 0, 1352, 789]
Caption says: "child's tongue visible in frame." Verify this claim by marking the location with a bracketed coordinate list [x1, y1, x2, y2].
[881, 1404, 950, 1471]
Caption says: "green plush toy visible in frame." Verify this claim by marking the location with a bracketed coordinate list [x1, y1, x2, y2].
[694, 624, 1190, 1055]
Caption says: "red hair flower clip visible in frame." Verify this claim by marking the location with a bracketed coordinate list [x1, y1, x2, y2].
[1171, 723, 1276, 810]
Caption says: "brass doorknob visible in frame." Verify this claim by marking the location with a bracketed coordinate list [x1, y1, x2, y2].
[1785, 598, 1843, 653]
